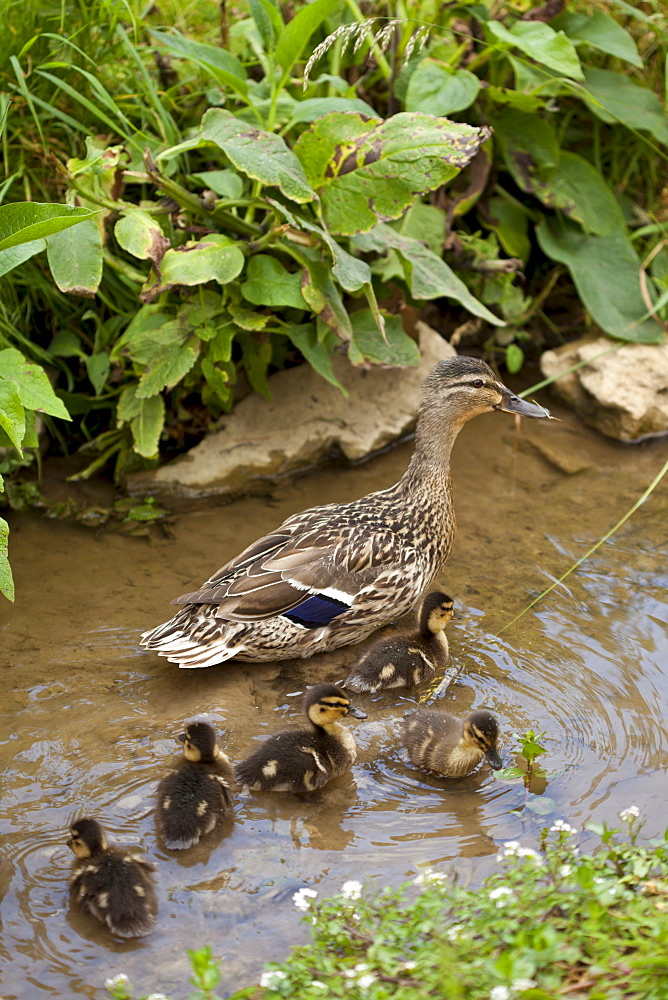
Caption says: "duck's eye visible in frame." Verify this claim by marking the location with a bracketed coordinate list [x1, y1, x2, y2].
[472, 379, 484, 388]
[319, 706, 326, 712]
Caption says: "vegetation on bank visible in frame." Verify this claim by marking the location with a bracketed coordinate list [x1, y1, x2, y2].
[102, 811, 668, 1000]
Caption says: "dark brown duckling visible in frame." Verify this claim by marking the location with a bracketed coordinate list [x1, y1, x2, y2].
[235, 683, 367, 794]
[345, 592, 456, 693]
[156, 721, 234, 850]
[402, 709, 502, 777]
[67, 817, 156, 938]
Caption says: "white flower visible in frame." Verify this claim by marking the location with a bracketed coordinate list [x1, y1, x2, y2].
[446, 923, 463, 941]
[550, 820, 577, 835]
[490, 987, 511, 1000]
[512, 979, 537, 992]
[293, 887, 318, 911]
[489, 886, 513, 907]
[620, 806, 640, 822]
[357, 973, 376, 989]
[594, 877, 606, 884]
[559, 864, 572, 877]
[497, 842, 543, 864]
[311, 982, 327, 991]
[105, 976, 130, 991]
[353, 963, 370, 972]
[403, 961, 417, 970]
[260, 970, 288, 989]
[341, 880, 363, 900]
[413, 868, 447, 886]
[146, 995, 169, 1000]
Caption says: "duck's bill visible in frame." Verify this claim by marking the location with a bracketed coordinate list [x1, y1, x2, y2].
[494, 392, 551, 419]
[347, 705, 367, 719]
[486, 747, 503, 770]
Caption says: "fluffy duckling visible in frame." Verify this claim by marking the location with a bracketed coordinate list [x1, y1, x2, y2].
[235, 683, 367, 794]
[402, 709, 502, 778]
[345, 591, 456, 693]
[156, 721, 234, 850]
[67, 817, 157, 938]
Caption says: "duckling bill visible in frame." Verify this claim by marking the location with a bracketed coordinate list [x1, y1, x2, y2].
[235, 683, 366, 794]
[67, 817, 157, 938]
[402, 709, 502, 778]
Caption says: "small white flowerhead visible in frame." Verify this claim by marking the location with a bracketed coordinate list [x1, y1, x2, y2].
[311, 982, 327, 991]
[619, 806, 641, 822]
[489, 886, 513, 907]
[550, 820, 577, 835]
[497, 842, 543, 865]
[446, 923, 463, 941]
[341, 879, 363, 900]
[559, 864, 572, 878]
[146, 994, 169, 1000]
[105, 975, 130, 994]
[357, 973, 376, 990]
[260, 970, 288, 989]
[413, 868, 447, 886]
[512, 978, 537, 992]
[293, 887, 318, 911]
[354, 963, 370, 972]
[403, 960, 417, 970]
[490, 986, 511, 1000]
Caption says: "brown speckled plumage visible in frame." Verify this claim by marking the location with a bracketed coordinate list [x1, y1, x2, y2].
[402, 709, 502, 778]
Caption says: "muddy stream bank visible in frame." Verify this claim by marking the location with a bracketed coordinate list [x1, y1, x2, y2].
[1, 397, 668, 999]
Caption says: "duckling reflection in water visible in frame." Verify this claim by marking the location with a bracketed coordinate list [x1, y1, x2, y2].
[156, 721, 234, 850]
[235, 683, 367, 794]
[345, 591, 457, 693]
[402, 709, 502, 778]
[67, 817, 157, 938]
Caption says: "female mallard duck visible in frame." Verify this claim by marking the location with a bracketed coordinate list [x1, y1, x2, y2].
[235, 683, 366, 793]
[67, 817, 157, 938]
[156, 721, 235, 850]
[345, 591, 456, 693]
[402, 709, 502, 778]
[141, 357, 549, 667]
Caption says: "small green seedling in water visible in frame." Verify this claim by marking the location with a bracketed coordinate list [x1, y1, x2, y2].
[515, 729, 548, 790]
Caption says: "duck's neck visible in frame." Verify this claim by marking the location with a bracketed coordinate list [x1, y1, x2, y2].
[399, 404, 463, 491]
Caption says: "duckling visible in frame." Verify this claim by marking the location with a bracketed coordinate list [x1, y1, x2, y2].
[235, 683, 367, 794]
[345, 591, 456, 693]
[156, 721, 234, 850]
[67, 817, 157, 938]
[402, 709, 502, 778]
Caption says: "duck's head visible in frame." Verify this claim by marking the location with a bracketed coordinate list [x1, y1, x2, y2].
[67, 817, 107, 859]
[422, 357, 549, 425]
[305, 683, 367, 727]
[178, 721, 220, 763]
[421, 591, 458, 633]
[462, 710, 503, 769]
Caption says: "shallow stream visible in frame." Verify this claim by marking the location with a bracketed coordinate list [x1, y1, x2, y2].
[2, 397, 667, 998]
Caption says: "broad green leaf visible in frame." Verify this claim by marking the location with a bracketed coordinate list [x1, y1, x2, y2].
[131, 393, 165, 457]
[506, 343, 524, 373]
[239, 333, 272, 399]
[208, 323, 237, 363]
[149, 29, 247, 82]
[285, 97, 377, 128]
[484, 196, 531, 262]
[406, 61, 480, 116]
[140, 236, 245, 302]
[117, 384, 142, 422]
[275, 0, 346, 76]
[354, 224, 504, 326]
[285, 324, 346, 392]
[0, 347, 70, 418]
[85, 352, 110, 396]
[241, 254, 308, 309]
[547, 151, 625, 235]
[201, 357, 232, 405]
[112, 306, 170, 361]
[582, 68, 668, 146]
[115, 210, 170, 263]
[297, 249, 352, 341]
[0, 238, 45, 278]
[248, 0, 279, 51]
[49, 329, 83, 357]
[484, 86, 547, 112]
[137, 337, 200, 398]
[0, 203, 98, 252]
[46, 215, 103, 296]
[201, 109, 315, 204]
[537, 219, 664, 343]
[0, 380, 25, 449]
[294, 111, 491, 236]
[485, 20, 584, 81]
[0, 516, 13, 602]
[190, 170, 244, 199]
[349, 311, 420, 367]
[553, 11, 642, 67]
[396, 203, 446, 257]
[228, 303, 268, 330]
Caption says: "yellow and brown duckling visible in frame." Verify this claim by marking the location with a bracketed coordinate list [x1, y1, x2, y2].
[235, 683, 367, 794]
[67, 817, 157, 938]
[402, 709, 502, 778]
[345, 591, 457, 693]
[156, 721, 234, 850]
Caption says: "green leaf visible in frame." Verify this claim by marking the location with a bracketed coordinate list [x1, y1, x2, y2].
[296, 249, 352, 341]
[0, 202, 98, 252]
[406, 61, 481, 116]
[537, 218, 665, 343]
[285, 96, 377, 128]
[0, 238, 45, 278]
[115, 210, 170, 263]
[0, 516, 14, 602]
[0, 380, 25, 449]
[201, 109, 315, 204]
[239, 333, 272, 399]
[136, 338, 200, 398]
[0, 347, 70, 419]
[84, 352, 110, 396]
[484, 196, 531, 261]
[275, 0, 341, 76]
[486, 20, 584, 81]
[582, 68, 668, 146]
[131, 394, 165, 458]
[396, 203, 446, 257]
[553, 11, 642, 67]
[149, 29, 247, 83]
[140, 236, 245, 302]
[190, 170, 244, 199]
[506, 343, 524, 373]
[526, 795, 556, 816]
[294, 111, 491, 236]
[354, 224, 505, 326]
[248, 0, 279, 51]
[201, 357, 232, 406]
[46, 215, 103, 296]
[117, 384, 142, 421]
[285, 324, 346, 392]
[349, 311, 420, 367]
[241, 254, 308, 308]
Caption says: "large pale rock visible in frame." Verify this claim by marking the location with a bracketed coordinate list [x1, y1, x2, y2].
[540, 336, 668, 442]
[127, 322, 455, 499]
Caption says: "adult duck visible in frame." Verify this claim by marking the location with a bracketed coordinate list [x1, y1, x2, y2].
[141, 357, 548, 666]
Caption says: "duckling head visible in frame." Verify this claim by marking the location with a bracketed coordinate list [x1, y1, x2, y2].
[304, 683, 367, 728]
[462, 710, 503, 769]
[67, 817, 108, 859]
[178, 721, 220, 763]
[421, 357, 549, 428]
[421, 591, 457, 633]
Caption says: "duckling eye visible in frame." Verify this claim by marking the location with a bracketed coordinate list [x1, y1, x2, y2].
[471, 379, 484, 388]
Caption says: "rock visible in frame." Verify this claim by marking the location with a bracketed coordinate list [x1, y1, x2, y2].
[540, 336, 668, 442]
[127, 322, 455, 500]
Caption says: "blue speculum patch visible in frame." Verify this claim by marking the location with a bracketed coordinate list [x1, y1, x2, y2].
[284, 593, 350, 629]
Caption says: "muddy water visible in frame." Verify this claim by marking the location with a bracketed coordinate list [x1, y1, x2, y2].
[2, 400, 668, 999]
